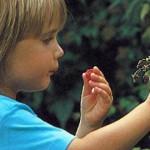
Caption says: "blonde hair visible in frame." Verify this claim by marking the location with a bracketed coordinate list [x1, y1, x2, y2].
[0, 0, 67, 68]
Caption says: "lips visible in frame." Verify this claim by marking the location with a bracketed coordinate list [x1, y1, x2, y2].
[48, 72, 54, 76]
[48, 67, 59, 76]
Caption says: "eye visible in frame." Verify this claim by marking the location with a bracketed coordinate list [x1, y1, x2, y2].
[42, 37, 54, 45]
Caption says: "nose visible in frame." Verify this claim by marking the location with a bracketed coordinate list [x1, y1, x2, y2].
[56, 44, 64, 59]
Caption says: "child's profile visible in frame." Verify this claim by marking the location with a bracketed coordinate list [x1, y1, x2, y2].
[0, 1, 150, 150]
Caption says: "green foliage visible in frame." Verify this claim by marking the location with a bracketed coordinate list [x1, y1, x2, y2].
[142, 27, 150, 45]
[49, 99, 74, 128]
[119, 96, 139, 112]
[135, 83, 150, 100]
[141, 3, 150, 21]
[22, 0, 150, 148]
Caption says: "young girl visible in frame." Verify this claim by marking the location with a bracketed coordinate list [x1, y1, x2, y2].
[0, 0, 113, 149]
[0, 0, 150, 150]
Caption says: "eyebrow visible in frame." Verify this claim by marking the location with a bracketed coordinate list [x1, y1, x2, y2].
[41, 29, 58, 39]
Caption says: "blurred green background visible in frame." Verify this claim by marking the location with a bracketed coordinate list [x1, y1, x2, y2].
[18, 0, 150, 149]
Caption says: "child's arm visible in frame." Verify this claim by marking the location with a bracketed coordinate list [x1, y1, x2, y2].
[76, 66, 113, 138]
[69, 94, 150, 150]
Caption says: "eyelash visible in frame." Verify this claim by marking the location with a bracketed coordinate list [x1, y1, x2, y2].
[42, 37, 54, 45]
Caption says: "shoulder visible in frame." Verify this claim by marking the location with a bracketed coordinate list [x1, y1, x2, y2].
[0, 95, 35, 123]
[0, 95, 22, 122]
[0, 95, 75, 150]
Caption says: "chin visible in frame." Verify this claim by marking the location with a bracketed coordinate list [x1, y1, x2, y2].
[36, 82, 51, 91]
[23, 86, 49, 93]
[23, 80, 51, 93]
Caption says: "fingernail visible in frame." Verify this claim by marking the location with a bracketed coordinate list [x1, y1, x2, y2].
[92, 88, 95, 93]
[93, 66, 97, 69]
[82, 73, 86, 78]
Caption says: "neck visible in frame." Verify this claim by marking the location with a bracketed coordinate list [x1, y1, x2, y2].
[0, 84, 17, 99]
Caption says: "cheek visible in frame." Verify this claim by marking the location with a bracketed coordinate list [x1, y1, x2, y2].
[11, 39, 53, 71]
[6, 54, 50, 87]
[7, 62, 51, 92]
[17, 49, 53, 73]
[4, 39, 56, 92]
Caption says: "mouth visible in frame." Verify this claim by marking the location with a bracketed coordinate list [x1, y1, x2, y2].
[48, 68, 59, 76]
[48, 72, 54, 76]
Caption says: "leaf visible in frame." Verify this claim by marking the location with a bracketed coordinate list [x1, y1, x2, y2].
[49, 99, 74, 128]
[119, 25, 140, 38]
[108, 105, 117, 117]
[124, 0, 143, 24]
[110, 0, 124, 7]
[119, 96, 139, 112]
[101, 26, 116, 41]
[80, 25, 99, 38]
[32, 92, 43, 109]
[62, 51, 79, 62]
[142, 27, 150, 45]
[141, 3, 150, 21]
[63, 31, 82, 45]
[68, 83, 82, 102]
[135, 85, 150, 100]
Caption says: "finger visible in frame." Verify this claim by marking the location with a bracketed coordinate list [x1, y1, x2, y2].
[82, 73, 92, 96]
[90, 73, 109, 85]
[93, 66, 105, 77]
[89, 81, 112, 96]
[92, 87, 113, 104]
[92, 66, 110, 85]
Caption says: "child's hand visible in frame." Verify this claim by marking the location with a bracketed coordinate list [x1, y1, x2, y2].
[76, 66, 113, 137]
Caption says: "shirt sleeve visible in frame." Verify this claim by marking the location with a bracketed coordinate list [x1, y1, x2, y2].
[1, 106, 75, 150]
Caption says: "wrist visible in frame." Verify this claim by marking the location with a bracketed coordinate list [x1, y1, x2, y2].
[76, 119, 103, 138]
[142, 101, 150, 130]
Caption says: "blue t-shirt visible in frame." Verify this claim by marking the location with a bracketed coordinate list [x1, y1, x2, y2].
[0, 95, 75, 150]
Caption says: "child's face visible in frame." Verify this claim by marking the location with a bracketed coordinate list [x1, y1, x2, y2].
[5, 28, 64, 94]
